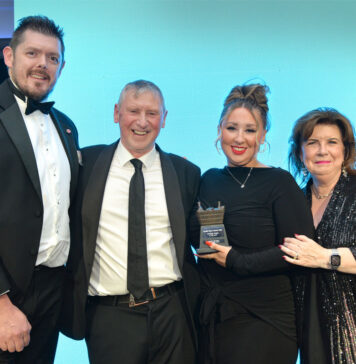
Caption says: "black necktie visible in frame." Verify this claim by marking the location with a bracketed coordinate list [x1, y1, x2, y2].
[127, 159, 149, 299]
[7, 79, 54, 115]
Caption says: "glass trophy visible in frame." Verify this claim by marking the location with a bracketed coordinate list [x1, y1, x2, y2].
[196, 201, 229, 254]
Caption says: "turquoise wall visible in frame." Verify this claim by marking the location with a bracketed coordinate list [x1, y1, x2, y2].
[13, 1, 356, 363]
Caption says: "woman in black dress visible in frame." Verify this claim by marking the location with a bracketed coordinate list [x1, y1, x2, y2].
[195, 84, 314, 364]
[281, 108, 356, 364]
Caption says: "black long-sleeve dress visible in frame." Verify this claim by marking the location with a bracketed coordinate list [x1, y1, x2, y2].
[195, 166, 314, 364]
[295, 174, 356, 364]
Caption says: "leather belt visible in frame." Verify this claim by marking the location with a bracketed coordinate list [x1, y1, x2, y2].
[34, 265, 65, 272]
[87, 280, 183, 308]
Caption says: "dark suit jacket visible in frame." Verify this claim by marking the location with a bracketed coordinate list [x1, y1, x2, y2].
[0, 79, 79, 296]
[61, 141, 201, 346]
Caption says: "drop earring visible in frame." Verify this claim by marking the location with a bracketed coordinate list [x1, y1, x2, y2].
[259, 141, 269, 153]
[342, 162, 348, 177]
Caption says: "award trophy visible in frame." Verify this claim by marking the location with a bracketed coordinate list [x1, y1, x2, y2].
[196, 201, 229, 254]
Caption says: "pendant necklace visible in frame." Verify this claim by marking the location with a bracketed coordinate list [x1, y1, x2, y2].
[225, 166, 253, 188]
[311, 185, 334, 200]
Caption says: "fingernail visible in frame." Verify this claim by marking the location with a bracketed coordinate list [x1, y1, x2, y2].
[294, 233, 299, 237]
[205, 241, 213, 247]
[278, 245, 282, 249]
[282, 256, 287, 260]
[193, 253, 199, 257]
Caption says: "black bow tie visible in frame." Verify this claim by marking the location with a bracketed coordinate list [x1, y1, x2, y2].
[7, 79, 54, 115]
[25, 99, 54, 115]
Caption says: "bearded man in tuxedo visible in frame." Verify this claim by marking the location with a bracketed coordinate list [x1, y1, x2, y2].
[0, 15, 79, 364]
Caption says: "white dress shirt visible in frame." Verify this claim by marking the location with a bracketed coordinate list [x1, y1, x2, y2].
[15, 94, 71, 267]
[88, 142, 182, 296]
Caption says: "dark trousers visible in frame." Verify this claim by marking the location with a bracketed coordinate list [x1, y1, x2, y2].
[85, 287, 196, 364]
[0, 266, 65, 364]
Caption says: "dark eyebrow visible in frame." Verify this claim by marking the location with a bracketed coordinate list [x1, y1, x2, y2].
[225, 121, 256, 127]
[24, 46, 60, 57]
[307, 137, 341, 141]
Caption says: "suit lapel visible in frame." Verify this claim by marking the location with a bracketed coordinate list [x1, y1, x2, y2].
[50, 109, 79, 199]
[0, 101, 42, 200]
[82, 142, 118, 278]
[158, 148, 186, 270]
[0, 80, 79, 201]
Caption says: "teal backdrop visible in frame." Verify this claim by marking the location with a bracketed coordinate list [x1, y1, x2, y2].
[10, 0, 356, 363]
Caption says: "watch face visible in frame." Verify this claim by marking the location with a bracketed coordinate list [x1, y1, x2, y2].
[331, 254, 341, 268]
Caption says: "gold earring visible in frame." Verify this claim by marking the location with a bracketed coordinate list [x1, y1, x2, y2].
[342, 163, 348, 177]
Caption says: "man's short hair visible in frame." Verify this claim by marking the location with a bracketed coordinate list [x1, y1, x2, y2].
[10, 15, 65, 59]
[118, 80, 166, 113]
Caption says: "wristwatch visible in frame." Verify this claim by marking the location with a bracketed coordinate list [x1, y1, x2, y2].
[330, 249, 341, 270]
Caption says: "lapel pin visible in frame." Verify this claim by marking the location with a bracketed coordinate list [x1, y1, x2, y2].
[66, 128, 72, 134]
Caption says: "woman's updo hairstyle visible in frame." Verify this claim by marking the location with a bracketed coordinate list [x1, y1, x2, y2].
[216, 84, 270, 147]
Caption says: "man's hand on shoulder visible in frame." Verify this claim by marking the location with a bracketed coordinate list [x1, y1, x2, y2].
[0, 294, 31, 352]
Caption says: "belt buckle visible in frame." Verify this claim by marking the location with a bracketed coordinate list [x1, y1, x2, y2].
[150, 287, 157, 299]
[129, 293, 149, 308]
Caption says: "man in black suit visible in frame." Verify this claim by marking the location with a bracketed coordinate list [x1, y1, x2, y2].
[0, 16, 79, 363]
[61, 80, 200, 364]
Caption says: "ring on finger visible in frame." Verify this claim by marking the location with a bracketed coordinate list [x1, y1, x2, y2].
[294, 253, 299, 260]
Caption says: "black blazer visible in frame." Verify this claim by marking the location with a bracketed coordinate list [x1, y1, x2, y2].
[0, 79, 79, 296]
[61, 141, 201, 346]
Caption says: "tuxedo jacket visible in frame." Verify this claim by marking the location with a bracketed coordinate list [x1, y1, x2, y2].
[61, 141, 201, 345]
[0, 79, 79, 296]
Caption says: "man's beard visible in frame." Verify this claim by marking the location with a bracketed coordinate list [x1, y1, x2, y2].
[11, 71, 54, 102]
[26, 82, 54, 101]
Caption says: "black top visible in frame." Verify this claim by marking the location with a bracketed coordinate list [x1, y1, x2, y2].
[195, 166, 314, 341]
[296, 174, 356, 364]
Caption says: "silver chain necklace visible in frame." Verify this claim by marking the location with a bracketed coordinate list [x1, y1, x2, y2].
[225, 167, 253, 188]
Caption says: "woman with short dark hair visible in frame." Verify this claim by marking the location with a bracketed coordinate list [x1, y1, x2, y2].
[281, 107, 356, 364]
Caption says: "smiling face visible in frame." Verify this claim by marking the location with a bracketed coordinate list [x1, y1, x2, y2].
[114, 90, 167, 158]
[301, 124, 345, 180]
[3, 29, 64, 101]
[220, 107, 266, 167]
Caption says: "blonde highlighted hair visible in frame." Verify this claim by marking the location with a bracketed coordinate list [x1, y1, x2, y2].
[216, 83, 270, 148]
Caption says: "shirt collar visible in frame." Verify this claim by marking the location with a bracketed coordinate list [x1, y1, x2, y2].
[117, 142, 158, 169]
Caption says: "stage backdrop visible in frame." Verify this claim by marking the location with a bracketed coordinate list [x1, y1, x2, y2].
[12, 0, 356, 363]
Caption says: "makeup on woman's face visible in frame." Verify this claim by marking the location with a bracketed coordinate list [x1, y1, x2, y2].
[301, 124, 345, 179]
[220, 107, 266, 167]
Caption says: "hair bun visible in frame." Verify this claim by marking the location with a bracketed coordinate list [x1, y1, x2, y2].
[224, 84, 270, 115]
